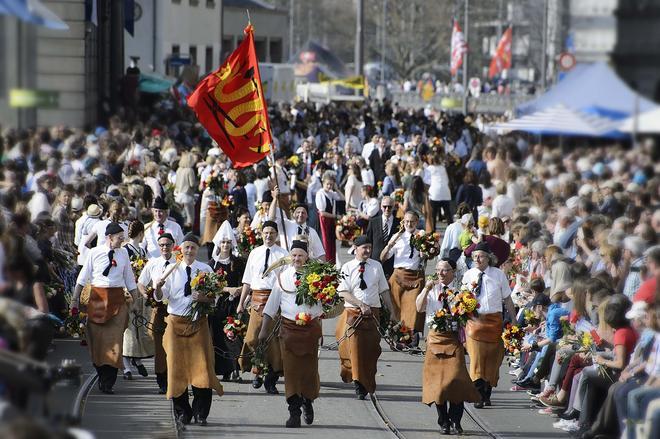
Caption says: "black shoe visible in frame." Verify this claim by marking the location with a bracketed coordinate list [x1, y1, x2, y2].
[252, 376, 263, 389]
[198, 418, 207, 426]
[177, 414, 192, 425]
[484, 397, 492, 407]
[222, 373, 231, 382]
[302, 399, 314, 425]
[354, 381, 367, 400]
[441, 422, 451, 434]
[123, 371, 133, 380]
[264, 372, 279, 394]
[98, 382, 114, 394]
[135, 364, 148, 377]
[158, 387, 167, 395]
[453, 421, 464, 434]
[473, 401, 484, 409]
[286, 414, 301, 428]
[231, 370, 240, 382]
[559, 409, 580, 421]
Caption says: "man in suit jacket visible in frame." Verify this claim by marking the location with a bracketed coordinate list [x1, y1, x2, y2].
[368, 135, 392, 183]
[365, 196, 400, 277]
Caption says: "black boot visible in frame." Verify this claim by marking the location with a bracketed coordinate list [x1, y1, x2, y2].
[302, 398, 314, 425]
[473, 379, 485, 409]
[436, 403, 450, 434]
[252, 375, 263, 389]
[354, 380, 367, 400]
[286, 395, 302, 428]
[484, 383, 492, 406]
[156, 373, 168, 394]
[264, 371, 279, 394]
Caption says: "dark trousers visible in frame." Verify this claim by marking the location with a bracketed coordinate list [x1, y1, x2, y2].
[95, 364, 118, 390]
[430, 200, 452, 230]
[579, 367, 616, 427]
[534, 343, 556, 380]
[436, 401, 464, 425]
[173, 386, 212, 421]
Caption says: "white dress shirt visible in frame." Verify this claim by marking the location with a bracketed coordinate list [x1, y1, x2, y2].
[338, 258, 389, 308]
[461, 266, 511, 315]
[315, 189, 339, 214]
[76, 244, 137, 290]
[138, 255, 177, 287]
[491, 194, 515, 219]
[360, 198, 380, 218]
[76, 215, 101, 265]
[141, 218, 184, 258]
[159, 260, 212, 318]
[263, 266, 323, 320]
[90, 220, 129, 247]
[385, 230, 422, 270]
[440, 221, 462, 258]
[425, 280, 459, 324]
[250, 211, 268, 230]
[242, 244, 288, 290]
[275, 217, 325, 260]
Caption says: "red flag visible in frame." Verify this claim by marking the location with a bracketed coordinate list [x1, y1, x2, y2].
[187, 24, 272, 168]
[488, 26, 513, 79]
[450, 19, 467, 76]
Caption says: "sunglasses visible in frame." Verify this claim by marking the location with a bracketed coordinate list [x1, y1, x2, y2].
[382, 205, 393, 209]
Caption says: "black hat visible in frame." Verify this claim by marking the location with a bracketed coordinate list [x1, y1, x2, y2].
[474, 242, 492, 254]
[262, 220, 278, 232]
[262, 192, 273, 203]
[531, 293, 551, 307]
[158, 232, 175, 243]
[448, 248, 462, 266]
[353, 235, 372, 247]
[105, 222, 124, 236]
[290, 240, 308, 253]
[182, 233, 199, 245]
[152, 197, 168, 210]
[440, 257, 457, 271]
[292, 203, 308, 212]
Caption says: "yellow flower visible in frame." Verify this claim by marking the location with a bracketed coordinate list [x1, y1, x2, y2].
[306, 273, 321, 284]
[322, 286, 336, 297]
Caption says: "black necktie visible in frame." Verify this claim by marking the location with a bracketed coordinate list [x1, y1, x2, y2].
[475, 271, 484, 297]
[163, 260, 170, 270]
[263, 248, 270, 273]
[441, 285, 448, 308]
[298, 225, 302, 235]
[158, 223, 165, 235]
[409, 237, 414, 259]
[184, 266, 192, 296]
[359, 261, 368, 290]
[102, 250, 115, 276]
[382, 219, 388, 239]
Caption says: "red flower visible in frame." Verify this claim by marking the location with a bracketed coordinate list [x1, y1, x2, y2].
[295, 280, 301, 286]
[323, 275, 333, 282]
[312, 281, 321, 288]
[227, 317, 234, 323]
[158, 229, 164, 235]
[111, 259, 117, 267]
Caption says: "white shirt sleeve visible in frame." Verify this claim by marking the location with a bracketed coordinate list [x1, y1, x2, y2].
[262, 281, 282, 318]
[315, 190, 326, 211]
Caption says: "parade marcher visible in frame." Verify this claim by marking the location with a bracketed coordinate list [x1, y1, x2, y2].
[141, 197, 184, 259]
[461, 242, 516, 408]
[121, 221, 154, 380]
[417, 258, 481, 434]
[137, 232, 176, 394]
[209, 221, 246, 381]
[315, 172, 344, 264]
[71, 222, 139, 394]
[154, 233, 223, 426]
[259, 240, 324, 428]
[365, 196, 400, 277]
[250, 191, 273, 230]
[336, 235, 392, 399]
[269, 187, 325, 259]
[236, 220, 288, 393]
[380, 211, 426, 341]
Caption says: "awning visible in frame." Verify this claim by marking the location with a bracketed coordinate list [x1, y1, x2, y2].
[619, 107, 660, 134]
[0, 0, 69, 30]
[139, 73, 176, 94]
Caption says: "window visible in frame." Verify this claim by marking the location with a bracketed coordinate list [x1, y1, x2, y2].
[172, 0, 181, 3]
[190, 45, 197, 65]
[205, 46, 213, 73]
[172, 44, 180, 55]
[269, 39, 283, 63]
[206, 0, 216, 7]
[189, 0, 199, 6]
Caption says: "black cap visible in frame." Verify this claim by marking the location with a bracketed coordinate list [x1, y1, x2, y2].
[262, 192, 273, 203]
[292, 203, 308, 212]
[531, 293, 551, 307]
[105, 222, 124, 236]
[262, 220, 278, 232]
[152, 197, 168, 210]
[474, 242, 492, 254]
[448, 248, 462, 266]
[353, 235, 372, 247]
[182, 233, 199, 245]
[158, 232, 175, 243]
[290, 240, 308, 253]
[440, 257, 457, 271]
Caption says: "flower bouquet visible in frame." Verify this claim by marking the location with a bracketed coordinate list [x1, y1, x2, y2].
[523, 308, 540, 327]
[429, 308, 453, 333]
[501, 323, 524, 355]
[335, 214, 362, 242]
[286, 155, 302, 174]
[410, 230, 441, 260]
[63, 309, 87, 340]
[184, 268, 228, 321]
[392, 188, 405, 204]
[237, 226, 263, 256]
[130, 255, 147, 280]
[220, 194, 234, 208]
[450, 287, 480, 327]
[251, 348, 270, 378]
[204, 170, 224, 194]
[45, 282, 65, 299]
[172, 245, 184, 263]
[295, 259, 343, 314]
[387, 321, 414, 348]
[223, 314, 248, 341]
[295, 312, 312, 326]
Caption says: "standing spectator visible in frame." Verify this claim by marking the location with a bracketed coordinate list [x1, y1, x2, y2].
[455, 170, 483, 223]
[174, 152, 198, 230]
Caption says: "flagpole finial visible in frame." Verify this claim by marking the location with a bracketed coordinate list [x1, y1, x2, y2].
[246, 9, 251, 24]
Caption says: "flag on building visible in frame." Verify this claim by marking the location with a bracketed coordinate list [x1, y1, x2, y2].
[450, 19, 467, 76]
[488, 26, 513, 79]
[187, 24, 272, 168]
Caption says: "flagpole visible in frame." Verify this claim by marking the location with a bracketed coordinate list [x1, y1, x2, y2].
[268, 148, 291, 251]
[462, 0, 469, 115]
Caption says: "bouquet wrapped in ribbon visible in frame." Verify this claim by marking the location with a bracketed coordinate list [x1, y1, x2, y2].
[237, 226, 263, 256]
[204, 170, 224, 194]
[410, 230, 441, 260]
[130, 255, 147, 280]
[223, 314, 247, 341]
[335, 214, 362, 242]
[295, 260, 343, 311]
[501, 323, 524, 354]
[184, 268, 228, 321]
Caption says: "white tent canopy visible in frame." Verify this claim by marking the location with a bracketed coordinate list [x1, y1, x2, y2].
[488, 104, 623, 137]
[619, 107, 660, 134]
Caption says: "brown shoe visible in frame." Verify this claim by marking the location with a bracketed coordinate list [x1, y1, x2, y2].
[539, 394, 565, 408]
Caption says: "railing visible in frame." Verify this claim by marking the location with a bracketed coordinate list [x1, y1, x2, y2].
[389, 91, 535, 114]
